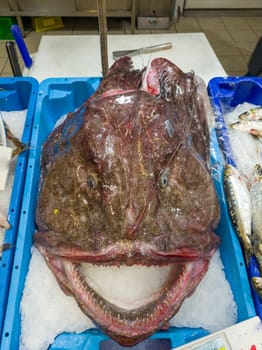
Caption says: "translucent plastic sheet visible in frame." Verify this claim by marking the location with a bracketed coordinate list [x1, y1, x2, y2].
[215, 102, 261, 181]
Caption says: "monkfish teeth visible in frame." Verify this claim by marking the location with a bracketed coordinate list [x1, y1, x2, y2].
[224, 164, 252, 257]
[239, 107, 262, 121]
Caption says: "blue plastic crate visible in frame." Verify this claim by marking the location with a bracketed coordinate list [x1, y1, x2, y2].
[0, 77, 38, 338]
[1, 77, 256, 350]
[208, 76, 262, 320]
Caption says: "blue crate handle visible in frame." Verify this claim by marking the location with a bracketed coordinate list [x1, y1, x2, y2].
[11, 25, 33, 69]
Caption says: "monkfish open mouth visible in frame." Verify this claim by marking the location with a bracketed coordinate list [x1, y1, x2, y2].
[34, 241, 211, 346]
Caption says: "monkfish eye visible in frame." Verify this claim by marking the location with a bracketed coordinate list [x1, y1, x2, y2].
[87, 173, 98, 189]
[160, 169, 169, 188]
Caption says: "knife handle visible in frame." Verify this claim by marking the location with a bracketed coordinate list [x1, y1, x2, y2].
[5, 41, 22, 77]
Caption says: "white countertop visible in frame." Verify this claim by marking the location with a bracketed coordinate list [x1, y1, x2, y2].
[25, 33, 226, 84]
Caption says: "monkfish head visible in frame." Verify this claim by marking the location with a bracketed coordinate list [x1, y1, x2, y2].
[34, 57, 220, 346]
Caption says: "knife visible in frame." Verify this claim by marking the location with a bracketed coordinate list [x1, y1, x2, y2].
[112, 42, 172, 59]
[5, 41, 22, 77]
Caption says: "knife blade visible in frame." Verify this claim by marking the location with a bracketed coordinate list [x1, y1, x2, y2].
[112, 42, 172, 59]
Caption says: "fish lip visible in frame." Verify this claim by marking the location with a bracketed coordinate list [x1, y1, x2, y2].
[35, 238, 214, 346]
[34, 232, 220, 265]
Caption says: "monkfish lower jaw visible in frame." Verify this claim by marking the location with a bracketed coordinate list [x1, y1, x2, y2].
[34, 242, 212, 346]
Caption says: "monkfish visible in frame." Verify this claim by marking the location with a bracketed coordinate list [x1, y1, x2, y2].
[34, 57, 220, 346]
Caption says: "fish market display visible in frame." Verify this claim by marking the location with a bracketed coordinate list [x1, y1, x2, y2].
[34, 57, 220, 346]
[223, 104, 262, 299]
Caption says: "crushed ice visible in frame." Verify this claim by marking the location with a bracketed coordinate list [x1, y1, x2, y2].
[20, 247, 237, 350]
[0, 110, 27, 251]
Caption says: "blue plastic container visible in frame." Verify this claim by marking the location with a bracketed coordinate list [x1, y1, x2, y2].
[208, 76, 262, 320]
[0, 77, 38, 339]
[1, 77, 256, 350]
